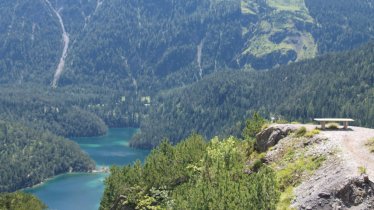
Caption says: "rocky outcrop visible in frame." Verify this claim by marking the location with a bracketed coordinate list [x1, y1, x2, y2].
[255, 124, 298, 152]
[335, 176, 374, 208]
[298, 175, 374, 210]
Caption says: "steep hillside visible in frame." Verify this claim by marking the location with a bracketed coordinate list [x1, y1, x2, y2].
[46, 0, 374, 89]
[0, 0, 373, 91]
[306, 0, 374, 53]
[63, 0, 243, 89]
[131, 43, 374, 148]
[0, 0, 97, 84]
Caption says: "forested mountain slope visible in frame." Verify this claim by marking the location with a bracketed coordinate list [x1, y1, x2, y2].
[0, 121, 95, 192]
[0, 0, 373, 91]
[131, 43, 374, 148]
[0, 0, 97, 84]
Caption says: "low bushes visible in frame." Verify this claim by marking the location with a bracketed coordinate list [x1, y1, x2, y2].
[304, 129, 320, 138]
[327, 123, 339, 129]
[294, 127, 307, 137]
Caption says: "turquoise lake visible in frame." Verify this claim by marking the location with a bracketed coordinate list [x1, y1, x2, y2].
[25, 128, 150, 210]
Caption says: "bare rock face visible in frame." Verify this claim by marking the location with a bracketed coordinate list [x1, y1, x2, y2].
[255, 124, 297, 152]
[335, 176, 374, 208]
[298, 176, 374, 210]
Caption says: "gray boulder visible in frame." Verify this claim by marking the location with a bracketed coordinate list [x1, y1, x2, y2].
[255, 124, 297, 152]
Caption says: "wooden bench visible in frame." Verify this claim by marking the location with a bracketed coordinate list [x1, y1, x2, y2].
[314, 118, 355, 129]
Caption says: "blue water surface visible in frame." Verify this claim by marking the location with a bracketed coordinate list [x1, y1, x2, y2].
[25, 128, 150, 210]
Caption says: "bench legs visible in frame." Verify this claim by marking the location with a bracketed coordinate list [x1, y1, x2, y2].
[343, 121, 348, 129]
[321, 121, 326, 130]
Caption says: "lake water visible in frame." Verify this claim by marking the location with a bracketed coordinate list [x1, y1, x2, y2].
[25, 128, 150, 210]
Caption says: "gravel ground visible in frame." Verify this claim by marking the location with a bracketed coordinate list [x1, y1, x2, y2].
[291, 125, 374, 209]
[321, 126, 374, 179]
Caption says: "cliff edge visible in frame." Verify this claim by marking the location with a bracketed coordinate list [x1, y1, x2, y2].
[257, 124, 374, 210]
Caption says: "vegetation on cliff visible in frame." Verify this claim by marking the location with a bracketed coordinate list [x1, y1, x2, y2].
[101, 135, 279, 210]
[101, 114, 332, 209]
[101, 115, 280, 209]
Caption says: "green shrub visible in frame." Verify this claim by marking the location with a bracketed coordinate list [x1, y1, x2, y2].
[365, 138, 374, 153]
[294, 127, 307, 137]
[304, 129, 320, 138]
[277, 187, 296, 210]
[276, 155, 325, 191]
[261, 123, 270, 131]
[358, 166, 367, 175]
[251, 159, 264, 172]
[327, 123, 339, 129]
[290, 121, 301, 124]
[242, 112, 266, 139]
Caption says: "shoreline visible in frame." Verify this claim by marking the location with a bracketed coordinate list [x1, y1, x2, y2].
[24, 128, 140, 192]
[23, 167, 110, 192]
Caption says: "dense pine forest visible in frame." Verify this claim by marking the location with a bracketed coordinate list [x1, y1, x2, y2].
[131, 43, 374, 148]
[0, 87, 107, 137]
[0, 121, 95, 192]
[101, 116, 279, 210]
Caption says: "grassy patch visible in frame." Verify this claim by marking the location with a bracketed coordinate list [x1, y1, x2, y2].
[277, 186, 296, 210]
[268, 123, 326, 209]
[261, 123, 270, 131]
[240, 0, 317, 62]
[276, 155, 325, 191]
[358, 166, 367, 175]
[365, 138, 374, 153]
[267, 0, 308, 12]
[294, 126, 307, 137]
[274, 153, 325, 209]
[304, 129, 320, 138]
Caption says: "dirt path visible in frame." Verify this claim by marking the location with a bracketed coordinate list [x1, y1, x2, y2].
[290, 125, 374, 209]
[321, 126, 374, 179]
